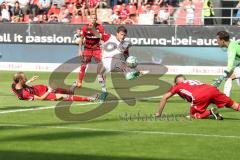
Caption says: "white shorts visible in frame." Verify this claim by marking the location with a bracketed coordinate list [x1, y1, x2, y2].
[234, 67, 240, 78]
[102, 57, 125, 73]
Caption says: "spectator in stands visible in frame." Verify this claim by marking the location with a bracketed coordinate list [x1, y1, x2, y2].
[38, 0, 51, 14]
[110, 8, 121, 24]
[119, 3, 129, 20]
[39, 11, 48, 23]
[52, 0, 65, 8]
[167, 0, 179, 7]
[99, 0, 108, 8]
[122, 13, 137, 24]
[156, 4, 169, 24]
[48, 4, 60, 16]
[58, 5, 70, 23]
[0, 2, 11, 22]
[18, 0, 29, 15]
[185, 0, 195, 25]
[203, 0, 215, 25]
[143, 3, 154, 14]
[155, 0, 163, 5]
[5, 0, 15, 12]
[29, 0, 39, 17]
[12, 1, 24, 22]
[48, 13, 58, 23]
[72, 2, 82, 16]
[117, 0, 126, 5]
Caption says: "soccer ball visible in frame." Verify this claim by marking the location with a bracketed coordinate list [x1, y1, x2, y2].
[126, 56, 138, 68]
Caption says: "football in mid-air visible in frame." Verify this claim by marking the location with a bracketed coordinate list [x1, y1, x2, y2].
[126, 56, 138, 68]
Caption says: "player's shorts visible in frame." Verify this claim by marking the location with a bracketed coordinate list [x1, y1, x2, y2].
[102, 57, 125, 73]
[234, 67, 240, 78]
[45, 93, 57, 101]
[39, 88, 70, 101]
[81, 49, 101, 64]
[190, 86, 234, 114]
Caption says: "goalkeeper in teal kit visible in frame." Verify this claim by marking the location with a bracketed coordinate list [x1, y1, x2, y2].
[213, 31, 240, 97]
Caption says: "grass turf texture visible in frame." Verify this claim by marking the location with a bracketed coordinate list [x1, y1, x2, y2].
[0, 71, 240, 160]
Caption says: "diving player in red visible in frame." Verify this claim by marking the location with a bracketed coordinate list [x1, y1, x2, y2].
[155, 74, 240, 120]
[76, 14, 105, 89]
[11, 72, 98, 101]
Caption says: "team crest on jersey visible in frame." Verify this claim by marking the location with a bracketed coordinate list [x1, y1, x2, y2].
[104, 42, 118, 52]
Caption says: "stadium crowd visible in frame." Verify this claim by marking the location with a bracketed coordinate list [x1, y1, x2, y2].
[0, 0, 239, 25]
[0, 0, 186, 24]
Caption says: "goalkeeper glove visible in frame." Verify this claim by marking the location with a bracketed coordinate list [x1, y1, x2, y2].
[212, 75, 224, 87]
[212, 70, 229, 87]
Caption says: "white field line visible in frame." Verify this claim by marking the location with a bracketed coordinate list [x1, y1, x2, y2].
[0, 95, 165, 114]
[0, 123, 240, 139]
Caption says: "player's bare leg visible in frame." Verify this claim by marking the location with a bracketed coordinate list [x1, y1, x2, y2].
[98, 64, 108, 102]
[77, 64, 86, 88]
[55, 93, 99, 102]
[191, 110, 211, 119]
[229, 101, 240, 111]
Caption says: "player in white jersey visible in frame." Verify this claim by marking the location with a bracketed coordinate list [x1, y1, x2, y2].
[98, 26, 148, 101]
[102, 27, 131, 74]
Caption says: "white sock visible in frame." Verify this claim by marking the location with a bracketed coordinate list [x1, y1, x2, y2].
[224, 79, 232, 97]
[98, 74, 107, 92]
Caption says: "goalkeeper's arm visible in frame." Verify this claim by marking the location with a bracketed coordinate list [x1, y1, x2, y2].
[212, 49, 237, 87]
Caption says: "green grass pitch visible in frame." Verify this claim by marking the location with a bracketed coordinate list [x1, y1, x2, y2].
[0, 71, 240, 160]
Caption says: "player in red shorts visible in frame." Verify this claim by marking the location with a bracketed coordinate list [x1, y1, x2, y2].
[76, 14, 105, 91]
[11, 72, 99, 101]
[155, 74, 240, 120]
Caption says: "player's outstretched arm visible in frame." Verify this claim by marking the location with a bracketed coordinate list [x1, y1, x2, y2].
[155, 92, 174, 117]
[26, 76, 39, 85]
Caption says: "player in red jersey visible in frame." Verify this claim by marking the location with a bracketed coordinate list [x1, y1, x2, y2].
[155, 74, 240, 120]
[11, 72, 99, 101]
[76, 14, 105, 91]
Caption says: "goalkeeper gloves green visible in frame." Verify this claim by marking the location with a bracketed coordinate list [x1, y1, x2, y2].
[212, 70, 229, 87]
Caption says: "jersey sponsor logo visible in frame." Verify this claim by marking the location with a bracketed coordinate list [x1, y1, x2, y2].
[104, 42, 118, 52]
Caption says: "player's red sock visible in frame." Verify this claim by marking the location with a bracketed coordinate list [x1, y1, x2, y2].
[78, 64, 86, 83]
[193, 110, 211, 119]
[64, 95, 90, 101]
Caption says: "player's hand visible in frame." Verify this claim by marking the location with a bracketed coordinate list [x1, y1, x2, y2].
[47, 87, 53, 93]
[212, 75, 224, 87]
[28, 76, 39, 83]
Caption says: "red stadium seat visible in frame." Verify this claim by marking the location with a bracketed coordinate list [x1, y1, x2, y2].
[23, 15, 30, 23]
[71, 15, 82, 24]
[82, 16, 89, 24]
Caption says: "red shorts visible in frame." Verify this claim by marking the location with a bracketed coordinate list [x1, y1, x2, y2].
[81, 49, 102, 64]
[45, 93, 57, 101]
[41, 88, 70, 101]
[190, 87, 234, 115]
